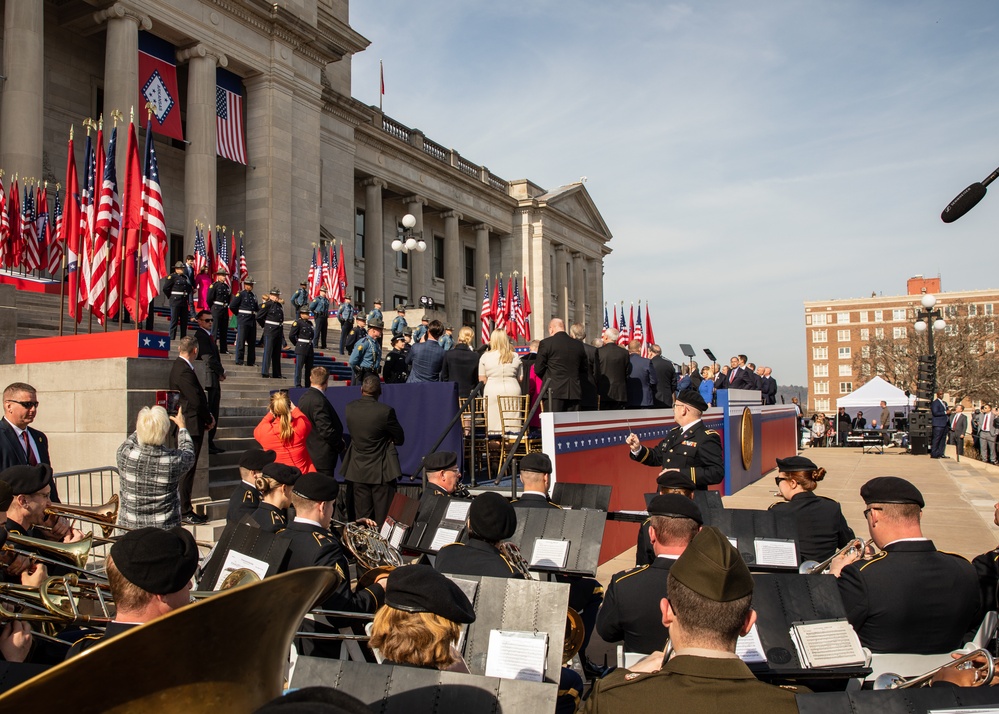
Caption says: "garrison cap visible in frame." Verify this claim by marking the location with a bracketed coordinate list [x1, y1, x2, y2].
[676, 388, 708, 412]
[860, 476, 924, 507]
[648, 494, 703, 524]
[292, 473, 340, 502]
[239, 448, 276, 471]
[253, 686, 374, 714]
[468, 491, 517, 542]
[0, 464, 52, 495]
[269, 287, 282, 296]
[423, 451, 458, 472]
[656, 471, 696, 491]
[776, 455, 818, 473]
[670, 525, 753, 602]
[385, 565, 476, 624]
[0, 480, 12, 511]
[262, 462, 302, 485]
[519, 452, 552, 474]
[367, 317, 384, 329]
[110, 527, 198, 595]
[174, 261, 185, 269]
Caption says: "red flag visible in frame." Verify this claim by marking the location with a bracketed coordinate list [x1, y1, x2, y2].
[336, 243, 347, 302]
[229, 231, 238, 283]
[64, 135, 82, 321]
[138, 33, 184, 141]
[8, 179, 21, 269]
[380, 60, 385, 96]
[0, 178, 8, 269]
[206, 227, 215, 279]
[121, 119, 142, 320]
[645, 302, 656, 347]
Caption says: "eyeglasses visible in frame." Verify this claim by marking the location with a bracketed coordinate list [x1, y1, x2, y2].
[200, 318, 213, 323]
[774, 477, 788, 487]
[5, 399, 38, 409]
[863, 506, 883, 519]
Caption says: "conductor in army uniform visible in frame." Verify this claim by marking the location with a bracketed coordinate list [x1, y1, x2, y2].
[163, 261, 193, 339]
[625, 388, 724, 488]
[289, 308, 315, 388]
[207, 269, 232, 354]
[584, 526, 802, 714]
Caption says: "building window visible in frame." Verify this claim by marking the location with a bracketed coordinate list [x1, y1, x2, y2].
[464, 246, 475, 287]
[433, 235, 444, 279]
[838, 347, 851, 359]
[987, 341, 996, 354]
[814, 381, 829, 395]
[969, 304, 979, 317]
[892, 308, 906, 321]
[815, 398, 831, 412]
[874, 310, 883, 322]
[813, 364, 829, 377]
[805, 315, 812, 326]
[862, 364, 871, 375]
[860, 328, 869, 341]
[944, 305, 958, 319]
[354, 286, 365, 306]
[393, 294, 407, 309]
[837, 329, 850, 342]
[837, 312, 850, 324]
[987, 322, 995, 334]
[462, 309, 476, 330]
[876, 363, 886, 376]
[892, 327, 907, 339]
[859, 311, 868, 323]
[813, 346, 828, 360]
[840, 382, 853, 394]
[875, 327, 885, 339]
[985, 304, 994, 316]
[945, 324, 958, 336]
[839, 364, 852, 376]
[861, 346, 870, 358]
[812, 329, 827, 343]
[812, 313, 827, 326]
[354, 209, 365, 259]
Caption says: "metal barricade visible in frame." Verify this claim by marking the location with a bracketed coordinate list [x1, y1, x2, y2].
[52, 466, 120, 562]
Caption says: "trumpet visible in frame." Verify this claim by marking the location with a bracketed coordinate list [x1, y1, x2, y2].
[798, 538, 875, 574]
[874, 648, 996, 689]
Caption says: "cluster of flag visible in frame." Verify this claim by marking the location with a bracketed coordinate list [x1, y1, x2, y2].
[306, 242, 348, 303]
[0, 177, 61, 278]
[191, 223, 250, 287]
[602, 301, 656, 358]
[480, 273, 532, 345]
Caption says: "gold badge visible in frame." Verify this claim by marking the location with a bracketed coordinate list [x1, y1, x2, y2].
[625, 672, 641, 681]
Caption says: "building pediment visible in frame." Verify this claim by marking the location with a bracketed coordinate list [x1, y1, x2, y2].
[536, 183, 612, 243]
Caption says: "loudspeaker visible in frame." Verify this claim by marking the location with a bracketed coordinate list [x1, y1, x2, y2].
[910, 435, 929, 456]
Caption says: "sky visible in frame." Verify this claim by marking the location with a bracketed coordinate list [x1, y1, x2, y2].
[348, 1, 999, 386]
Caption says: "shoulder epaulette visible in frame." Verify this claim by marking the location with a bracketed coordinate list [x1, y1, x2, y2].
[613, 564, 650, 584]
[858, 550, 889, 571]
[939, 549, 972, 562]
[705, 429, 719, 435]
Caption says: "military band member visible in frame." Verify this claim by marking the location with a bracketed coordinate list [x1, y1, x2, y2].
[584, 527, 802, 714]
[66, 527, 198, 658]
[829, 477, 980, 654]
[229, 276, 259, 366]
[435, 491, 519, 578]
[257, 287, 286, 379]
[309, 286, 331, 349]
[249, 462, 301, 532]
[625, 388, 724, 488]
[163, 261, 194, 339]
[207, 269, 232, 354]
[637, 471, 696, 566]
[336, 296, 356, 356]
[227, 448, 277, 524]
[289, 308, 316, 389]
[511, 452, 561, 509]
[598, 495, 701, 655]
[348, 317, 383, 382]
[973, 501, 999, 623]
[768, 455, 854, 563]
[1, 465, 84, 548]
[382, 336, 410, 384]
[420, 451, 461, 504]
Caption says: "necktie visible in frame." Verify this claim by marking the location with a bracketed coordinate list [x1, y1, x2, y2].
[22, 431, 36, 466]
[953, 415, 959, 430]
[984, 414, 992, 432]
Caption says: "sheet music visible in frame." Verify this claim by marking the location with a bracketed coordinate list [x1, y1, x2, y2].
[728, 537, 739, 549]
[379, 518, 394, 539]
[484, 630, 548, 682]
[430, 526, 461, 551]
[444, 500, 471, 523]
[217, 550, 269, 589]
[388, 523, 406, 549]
[735, 623, 766, 664]
[790, 619, 866, 668]
[753, 538, 798, 567]
[445, 577, 480, 651]
[530, 538, 570, 568]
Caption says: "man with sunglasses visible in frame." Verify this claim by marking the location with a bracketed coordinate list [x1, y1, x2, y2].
[1, 383, 51, 474]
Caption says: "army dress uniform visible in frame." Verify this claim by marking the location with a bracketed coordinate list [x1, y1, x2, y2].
[163, 267, 193, 339]
[768, 491, 854, 563]
[256, 292, 285, 378]
[289, 314, 316, 388]
[630, 420, 724, 488]
[229, 283, 259, 366]
[596, 557, 674, 655]
[309, 293, 331, 348]
[435, 537, 519, 579]
[207, 276, 232, 354]
[248, 502, 288, 533]
[226, 481, 261, 525]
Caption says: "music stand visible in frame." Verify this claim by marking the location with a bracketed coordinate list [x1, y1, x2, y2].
[702, 508, 801, 572]
[507, 508, 606, 577]
[196, 522, 291, 591]
[403, 496, 470, 554]
[551, 482, 611, 511]
[796, 686, 999, 713]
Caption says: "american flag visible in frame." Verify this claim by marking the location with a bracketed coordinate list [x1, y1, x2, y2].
[521, 274, 531, 342]
[480, 276, 492, 345]
[0, 177, 7, 269]
[216, 68, 247, 165]
[322, 244, 335, 298]
[512, 276, 526, 342]
[216, 229, 229, 284]
[22, 184, 39, 272]
[78, 136, 95, 311]
[494, 276, 506, 332]
[636, 303, 648, 358]
[237, 233, 248, 283]
[93, 126, 121, 320]
[46, 187, 63, 275]
[193, 226, 209, 275]
[617, 303, 629, 346]
[140, 130, 167, 318]
[505, 276, 518, 342]
[601, 303, 610, 341]
[310, 247, 325, 299]
[307, 246, 318, 296]
[34, 185, 48, 273]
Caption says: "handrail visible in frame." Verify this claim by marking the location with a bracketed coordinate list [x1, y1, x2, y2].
[417, 382, 485, 491]
[495, 378, 551, 496]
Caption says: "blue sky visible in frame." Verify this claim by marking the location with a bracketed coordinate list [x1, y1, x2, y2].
[349, 2, 999, 386]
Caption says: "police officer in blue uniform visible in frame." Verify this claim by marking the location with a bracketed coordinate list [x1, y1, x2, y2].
[336, 296, 356, 355]
[289, 308, 315, 388]
[439, 324, 455, 351]
[413, 316, 429, 343]
[256, 286, 285, 379]
[207, 269, 231, 354]
[229, 276, 259, 366]
[309, 286, 330, 349]
[348, 316, 383, 382]
[291, 281, 309, 315]
[163, 261, 193, 339]
[390, 307, 408, 340]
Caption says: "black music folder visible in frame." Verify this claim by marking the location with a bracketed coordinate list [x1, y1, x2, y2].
[403, 496, 470, 553]
[196, 522, 290, 591]
[796, 686, 999, 713]
[703, 508, 802, 572]
[551, 482, 611, 512]
[507, 508, 606, 577]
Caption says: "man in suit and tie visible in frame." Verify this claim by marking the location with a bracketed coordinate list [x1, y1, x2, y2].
[760, 367, 777, 405]
[930, 391, 949, 459]
[649, 345, 676, 409]
[535, 318, 588, 412]
[948, 404, 968, 458]
[727, 355, 755, 390]
[1, 383, 51, 472]
[570, 323, 599, 411]
[979, 404, 997, 465]
[406, 319, 445, 383]
[297, 367, 345, 480]
[194, 311, 226, 455]
[626, 340, 657, 409]
[341, 375, 405, 525]
[595, 328, 631, 410]
[168, 337, 213, 525]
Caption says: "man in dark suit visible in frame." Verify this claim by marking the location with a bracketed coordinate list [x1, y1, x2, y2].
[571, 323, 599, 411]
[930, 391, 949, 458]
[949, 404, 968, 458]
[341, 375, 405, 525]
[1, 382, 52, 472]
[760, 367, 777, 405]
[649, 344, 676, 408]
[169, 337, 213, 525]
[595, 328, 630, 410]
[626, 340, 657, 409]
[727, 355, 755, 390]
[194, 311, 226, 455]
[405, 319, 445, 383]
[297, 367, 345, 480]
[534, 318, 587, 412]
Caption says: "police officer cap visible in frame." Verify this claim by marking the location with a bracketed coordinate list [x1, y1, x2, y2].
[397, 308, 406, 314]
[292, 473, 340, 502]
[423, 451, 458, 472]
[403, 327, 412, 336]
[776, 455, 818, 473]
[300, 281, 308, 287]
[270, 287, 281, 296]
[0, 464, 52, 495]
[420, 316, 429, 323]
[519, 452, 552, 474]
[216, 268, 228, 275]
[299, 307, 310, 315]
[676, 389, 708, 412]
[262, 462, 302, 485]
[244, 276, 255, 284]
[373, 299, 382, 305]
[367, 317, 384, 329]
[174, 261, 185, 269]
[392, 336, 405, 345]
[239, 448, 277, 471]
[656, 471, 696, 491]
[110, 527, 199, 595]
[0, 480, 12, 511]
[670, 526, 753, 602]
[319, 286, 327, 293]
[253, 687, 374, 714]
[860, 476, 924, 507]
[648, 494, 703, 524]
[469, 491, 517, 541]
[385, 565, 476, 624]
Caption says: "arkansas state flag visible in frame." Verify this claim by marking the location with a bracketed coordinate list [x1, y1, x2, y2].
[138, 32, 184, 141]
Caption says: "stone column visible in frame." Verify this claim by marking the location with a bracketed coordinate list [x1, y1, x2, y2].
[442, 210, 463, 329]
[362, 178, 387, 309]
[572, 252, 586, 329]
[474, 222, 491, 290]
[588, 258, 602, 336]
[95, 3, 152, 183]
[0, 0, 45, 181]
[177, 45, 227, 253]
[555, 246, 569, 325]
[404, 195, 428, 302]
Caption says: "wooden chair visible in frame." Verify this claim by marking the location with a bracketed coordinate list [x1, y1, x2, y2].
[467, 396, 491, 482]
[496, 394, 531, 480]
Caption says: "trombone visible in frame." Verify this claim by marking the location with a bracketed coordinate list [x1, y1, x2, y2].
[798, 538, 875, 574]
[2, 532, 106, 580]
[0, 574, 113, 626]
[874, 648, 996, 689]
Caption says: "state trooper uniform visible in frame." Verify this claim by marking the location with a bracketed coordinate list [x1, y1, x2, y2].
[629, 389, 724, 488]
[163, 262, 193, 339]
[348, 317, 383, 382]
[256, 287, 285, 379]
[291, 282, 309, 314]
[309, 289, 331, 349]
[336, 299, 356, 355]
[413, 319, 429, 343]
[206, 270, 232, 354]
[390, 309, 408, 340]
[229, 277, 259, 366]
[367, 300, 385, 346]
[439, 325, 454, 351]
[289, 308, 316, 388]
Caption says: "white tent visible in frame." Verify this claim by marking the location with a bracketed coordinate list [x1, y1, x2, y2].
[835, 376, 910, 429]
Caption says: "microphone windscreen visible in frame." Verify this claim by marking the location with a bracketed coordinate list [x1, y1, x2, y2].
[941, 182, 987, 223]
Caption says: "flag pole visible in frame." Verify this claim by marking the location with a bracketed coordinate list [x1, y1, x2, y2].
[57, 135, 69, 337]
[102, 109, 122, 332]
[81, 117, 97, 335]
[379, 59, 384, 113]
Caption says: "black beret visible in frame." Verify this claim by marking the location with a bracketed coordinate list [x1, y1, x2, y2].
[110, 527, 199, 594]
[776, 455, 818, 473]
[648, 494, 703, 525]
[676, 389, 708, 412]
[239, 449, 277, 471]
[656, 471, 696, 491]
[254, 687, 374, 714]
[860, 476, 924, 507]
[0, 464, 52, 495]
[423, 451, 458, 472]
[262, 462, 302, 485]
[385, 565, 475, 624]
[0, 480, 12, 511]
[670, 526, 753, 602]
[519, 452, 552, 474]
[469, 491, 517, 542]
[293, 473, 340, 502]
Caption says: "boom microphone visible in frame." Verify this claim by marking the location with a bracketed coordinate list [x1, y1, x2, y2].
[941, 165, 999, 223]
